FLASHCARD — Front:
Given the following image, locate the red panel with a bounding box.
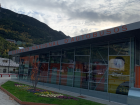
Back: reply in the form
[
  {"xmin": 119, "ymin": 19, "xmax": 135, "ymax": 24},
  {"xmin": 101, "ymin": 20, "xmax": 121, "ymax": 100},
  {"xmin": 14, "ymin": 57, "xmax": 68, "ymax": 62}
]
[
  {"xmin": 135, "ymin": 66, "xmax": 140, "ymax": 88},
  {"xmin": 95, "ymin": 65, "xmax": 106, "ymax": 91}
]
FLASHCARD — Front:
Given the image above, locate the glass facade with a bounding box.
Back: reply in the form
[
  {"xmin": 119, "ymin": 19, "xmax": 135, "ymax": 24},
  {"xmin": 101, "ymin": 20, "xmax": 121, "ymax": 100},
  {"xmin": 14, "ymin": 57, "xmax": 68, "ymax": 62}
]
[
  {"xmin": 108, "ymin": 41, "xmax": 131, "ymax": 95},
  {"xmin": 18, "ymin": 38, "xmax": 135, "ymax": 96},
  {"xmin": 90, "ymin": 45, "xmax": 108, "ymax": 92},
  {"xmin": 19, "ymin": 56, "xmax": 29, "ymax": 80}
]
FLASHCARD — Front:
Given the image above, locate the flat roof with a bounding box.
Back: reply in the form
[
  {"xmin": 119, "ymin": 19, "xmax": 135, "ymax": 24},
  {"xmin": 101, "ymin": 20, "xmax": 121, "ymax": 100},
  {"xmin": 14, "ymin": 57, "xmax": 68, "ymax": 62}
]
[{"xmin": 8, "ymin": 21, "xmax": 140, "ymax": 56}]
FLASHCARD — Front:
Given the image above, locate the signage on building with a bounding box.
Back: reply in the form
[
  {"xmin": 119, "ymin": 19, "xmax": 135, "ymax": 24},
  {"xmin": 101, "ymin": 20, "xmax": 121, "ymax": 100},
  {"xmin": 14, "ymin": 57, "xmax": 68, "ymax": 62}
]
[{"xmin": 8, "ymin": 21, "xmax": 140, "ymax": 55}]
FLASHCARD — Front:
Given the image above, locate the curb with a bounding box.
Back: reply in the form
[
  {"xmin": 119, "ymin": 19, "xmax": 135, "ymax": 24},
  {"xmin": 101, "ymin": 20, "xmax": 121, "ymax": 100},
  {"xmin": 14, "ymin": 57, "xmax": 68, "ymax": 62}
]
[{"xmin": 0, "ymin": 86, "xmax": 57, "ymax": 105}]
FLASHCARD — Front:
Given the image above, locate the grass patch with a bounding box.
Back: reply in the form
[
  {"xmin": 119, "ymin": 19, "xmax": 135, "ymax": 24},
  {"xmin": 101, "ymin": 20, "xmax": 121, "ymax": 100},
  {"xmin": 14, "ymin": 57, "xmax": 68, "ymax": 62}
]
[{"xmin": 1, "ymin": 81, "xmax": 105, "ymax": 105}]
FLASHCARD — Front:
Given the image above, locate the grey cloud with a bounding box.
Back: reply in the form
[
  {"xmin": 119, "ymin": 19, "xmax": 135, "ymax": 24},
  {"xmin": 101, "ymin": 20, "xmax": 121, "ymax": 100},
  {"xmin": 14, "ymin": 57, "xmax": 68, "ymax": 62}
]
[
  {"xmin": 34, "ymin": 0, "xmax": 140, "ymax": 24},
  {"xmin": 1, "ymin": 0, "xmax": 140, "ymax": 26},
  {"xmin": 65, "ymin": 3, "xmax": 140, "ymax": 24},
  {"xmin": 66, "ymin": 9, "xmax": 121, "ymax": 22}
]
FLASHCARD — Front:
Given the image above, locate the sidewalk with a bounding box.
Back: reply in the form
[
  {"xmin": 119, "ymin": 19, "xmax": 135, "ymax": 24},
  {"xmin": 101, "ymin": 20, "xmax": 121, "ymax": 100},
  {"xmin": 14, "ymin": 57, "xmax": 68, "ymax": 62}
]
[
  {"xmin": 10, "ymin": 79, "xmax": 127, "ymax": 105},
  {"xmin": 0, "ymin": 78, "xmax": 20, "ymax": 105}
]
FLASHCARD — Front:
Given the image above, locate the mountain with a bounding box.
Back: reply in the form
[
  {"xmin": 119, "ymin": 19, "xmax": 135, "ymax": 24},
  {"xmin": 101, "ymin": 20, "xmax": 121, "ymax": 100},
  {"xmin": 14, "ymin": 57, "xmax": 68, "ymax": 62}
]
[{"xmin": 0, "ymin": 7, "xmax": 70, "ymax": 45}]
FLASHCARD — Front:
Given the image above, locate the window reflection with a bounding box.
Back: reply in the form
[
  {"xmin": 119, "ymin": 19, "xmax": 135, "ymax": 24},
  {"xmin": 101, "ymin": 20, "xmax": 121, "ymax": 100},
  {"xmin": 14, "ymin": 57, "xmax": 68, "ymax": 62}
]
[
  {"xmin": 89, "ymin": 45, "xmax": 108, "ymax": 91},
  {"xmin": 38, "ymin": 63, "xmax": 48, "ymax": 83},
  {"xmin": 50, "ymin": 56, "xmax": 60, "ymax": 64},
  {"xmin": 90, "ymin": 65, "xmax": 107, "ymax": 85},
  {"xmin": 108, "ymin": 41, "xmax": 130, "ymax": 95},
  {"xmin": 75, "ymin": 47, "xmax": 90, "ymax": 55},
  {"xmin": 20, "ymin": 56, "xmax": 29, "ymax": 73},
  {"xmin": 39, "ymin": 53, "xmax": 49, "ymax": 62},
  {"xmin": 48, "ymin": 56, "xmax": 60, "ymax": 84},
  {"xmin": 50, "ymin": 50, "xmax": 61, "ymax": 56},
  {"xmin": 109, "ymin": 41, "xmax": 130, "ymax": 55},
  {"xmin": 29, "ymin": 55, "xmax": 39, "ymax": 68},
  {"xmin": 62, "ymin": 49, "xmax": 74, "ymax": 63},
  {"xmin": 48, "ymin": 70, "xmax": 59, "ymax": 84},
  {"xmin": 74, "ymin": 72, "xmax": 89, "ymax": 89},
  {"xmin": 19, "ymin": 56, "xmax": 30, "ymax": 80},
  {"xmin": 60, "ymin": 63, "xmax": 74, "ymax": 86},
  {"xmin": 108, "ymin": 75, "xmax": 129, "ymax": 95},
  {"xmin": 17, "ymin": 40, "xmax": 133, "ymax": 96},
  {"xmin": 91, "ymin": 46, "xmax": 108, "ymax": 64},
  {"xmin": 75, "ymin": 56, "xmax": 89, "ymax": 72},
  {"xmin": 91, "ymin": 65, "xmax": 107, "ymax": 79},
  {"xmin": 109, "ymin": 56, "xmax": 130, "ymax": 75}
]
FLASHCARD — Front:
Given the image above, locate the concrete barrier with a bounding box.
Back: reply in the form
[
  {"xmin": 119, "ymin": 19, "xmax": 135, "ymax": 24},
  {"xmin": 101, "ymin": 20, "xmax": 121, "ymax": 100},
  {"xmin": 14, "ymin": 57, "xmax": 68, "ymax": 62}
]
[{"xmin": 0, "ymin": 74, "xmax": 17, "ymax": 78}]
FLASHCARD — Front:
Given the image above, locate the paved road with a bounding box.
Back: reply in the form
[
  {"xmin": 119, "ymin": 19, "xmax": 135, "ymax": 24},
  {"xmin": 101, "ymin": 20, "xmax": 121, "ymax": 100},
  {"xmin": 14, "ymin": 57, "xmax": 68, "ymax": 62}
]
[{"xmin": 0, "ymin": 77, "xmax": 20, "ymax": 105}]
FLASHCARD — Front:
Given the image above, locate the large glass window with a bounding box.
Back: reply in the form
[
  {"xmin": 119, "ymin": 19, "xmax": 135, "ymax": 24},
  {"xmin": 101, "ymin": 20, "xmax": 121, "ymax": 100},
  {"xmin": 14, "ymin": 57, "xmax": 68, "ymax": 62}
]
[
  {"xmin": 17, "ymin": 38, "xmax": 135, "ymax": 97},
  {"xmin": 60, "ymin": 63, "xmax": 74, "ymax": 86},
  {"xmin": 108, "ymin": 40, "xmax": 130, "ymax": 95},
  {"xmin": 91, "ymin": 46, "xmax": 108, "ymax": 64},
  {"xmin": 109, "ymin": 41, "xmax": 130, "ymax": 55},
  {"xmin": 75, "ymin": 56, "xmax": 89, "ymax": 72},
  {"xmin": 38, "ymin": 63, "xmax": 48, "ymax": 83},
  {"xmin": 74, "ymin": 47, "xmax": 90, "ymax": 89},
  {"xmin": 50, "ymin": 50, "xmax": 61, "ymax": 56},
  {"xmin": 48, "ymin": 53, "xmax": 61, "ymax": 84},
  {"xmin": 29, "ymin": 55, "xmax": 39, "ymax": 68},
  {"xmin": 62, "ymin": 49, "xmax": 74, "ymax": 63},
  {"xmin": 29, "ymin": 55, "xmax": 39, "ymax": 82},
  {"xmin": 19, "ymin": 56, "xmax": 30, "ymax": 80},
  {"xmin": 38, "ymin": 53, "xmax": 49, "ymax": 83},
  {"xmin": 60, "ymin": 49, "xmax": 74, "ymax": 86},
  {"xmin": 90, "ymin": 45, "xmax": 108, "ymax": 92},
  {"xmin": 39, "ymin": 53, "xmax": 49, "ymax": 62},
  {"xmin": 75, "ymin": 46, "xmax": 90, "ymax": 55}
]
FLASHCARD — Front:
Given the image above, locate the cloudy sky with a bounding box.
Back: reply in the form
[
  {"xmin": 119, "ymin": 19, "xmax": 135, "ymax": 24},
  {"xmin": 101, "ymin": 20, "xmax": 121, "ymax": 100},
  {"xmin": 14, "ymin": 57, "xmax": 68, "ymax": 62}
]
[{"xmin": 0, "ymin": 0, "xmax": 140, "ymax": 37}]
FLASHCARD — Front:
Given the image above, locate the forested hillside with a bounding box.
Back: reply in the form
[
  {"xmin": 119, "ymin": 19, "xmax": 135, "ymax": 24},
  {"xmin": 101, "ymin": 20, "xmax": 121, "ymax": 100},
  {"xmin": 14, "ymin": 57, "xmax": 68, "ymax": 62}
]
[
  {"xmin": 0, "ymin": 7, "xmax": 70, "ymax": 58},
  {"xmin": 0, "ymin": 36, "xmax": 18, "ymax": 58},
  {"xmin": 0, "ymin": 7, "xmax": 69, "ymax": 45}
]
